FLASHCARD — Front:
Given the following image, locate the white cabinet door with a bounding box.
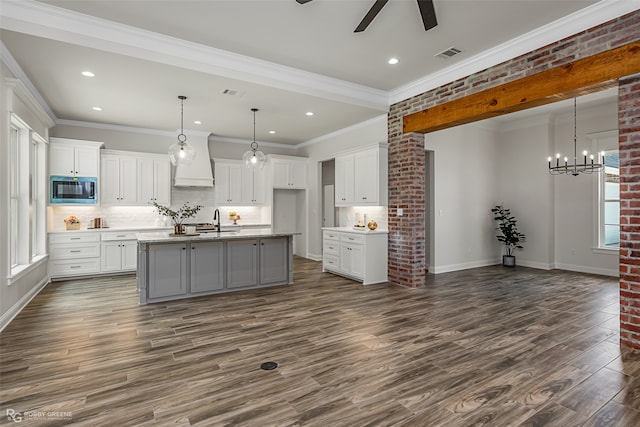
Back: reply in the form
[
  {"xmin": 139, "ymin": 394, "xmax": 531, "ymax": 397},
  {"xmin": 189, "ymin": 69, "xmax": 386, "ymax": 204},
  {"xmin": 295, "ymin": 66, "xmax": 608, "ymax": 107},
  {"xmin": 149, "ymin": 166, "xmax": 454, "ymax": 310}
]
[
  {"xmin": 49, "ymin": 144, "xmax": 76, "ymax": 176},
  {"xmin": 101, "ymin": 241, "xmax": 123, "ymax": 272},
  {"xmin": 335, "ymin": 155, "xmax": 354, "ymax": 205},
  {"xmin": 227, "ymin": 239, "xmax": 258, "ymax": 288},
  {"xmin": 271, "ymin": 159, "xmax": 290, "ymax": 189},
  {"xmin": 241, "ymin": 167, "xmax": 266, "ymax": 205},
  {"xmin": 259, "ymin": 238, "xmax": 288, "ymax": 285},
  {"xmin": 75, "ymin": 146, "xmax": 99, "ymax": 177},
  {"xmin": 215, "ymin": 162, "xmax": 243, "ymax": 204},
  {"xmin": 154, "ymin": 159, "xmax": 171, "ymax": 205},
  {"xmin": 289, "ymin": 160, "xmax": 307, "ymax": 189},
  {"xmin": 148, "ymin": 243, "xmax": 187, "ymax": 299},
  {"xmin": 121, "ymin": 240, "xmax": 138, "ymax": 271},
  {"xmin": 354, "ymin": 148, "xmax": 378, "ymax": 204},
  {"xmin": 101, "ymin": 155, "xmax": 122, "ymax": 204},
  {"xmin": 119, "ymin": 157, "xmax": 138, "ymax": 204},
  {"xmin": 190, "ymin": 241, "xmax": 225, "ymax": 293},
  {"xmin": 137, "ymin": 157, "xmax": 155, "ymax": 205}
]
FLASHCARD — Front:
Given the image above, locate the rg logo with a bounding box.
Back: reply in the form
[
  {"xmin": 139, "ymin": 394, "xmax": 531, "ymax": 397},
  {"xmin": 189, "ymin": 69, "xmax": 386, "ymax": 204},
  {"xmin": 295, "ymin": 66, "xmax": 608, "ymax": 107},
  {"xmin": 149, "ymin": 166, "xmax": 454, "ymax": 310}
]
[{"xmin": 6, "ymin": 409, "xmax": 23, "ymax": 423}]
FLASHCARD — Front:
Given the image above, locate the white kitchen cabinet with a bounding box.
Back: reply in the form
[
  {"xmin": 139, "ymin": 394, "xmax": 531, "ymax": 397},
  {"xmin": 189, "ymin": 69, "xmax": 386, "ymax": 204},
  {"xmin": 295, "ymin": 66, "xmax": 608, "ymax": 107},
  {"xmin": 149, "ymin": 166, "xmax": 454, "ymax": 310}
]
[
  {"xmin": 49, "ymin": 138, "xmax": 103, "ymax": 177},
  {"xmin": 101, "ymin": 232, "xmax": 137, "ymax": 273},
  {"xmin": 334, "ymin": 144, "xmax": 388, "ymax": 206},
  {"xmin": 101, "ymin": 154, "xmax": 137, "ymax": 205},
  {"xmin": 214, "ymin": 161, "xmax": 243, "ymax": 205},
  {"xmin": 227, "ymin": 239, "xmax": 259, "ymax": 288},
  {"xmin": 49, "ymin": 232, "xmax": 101, "ymax": 278},
  {"xmin": 270, "ymin": 156, "xmax": 307, "ymax": 189},
  {"xmin": 137, "ymin": 156, "xmax": 171, "ymax": 205},
  {"xmin": 322, "ymin": 229, "xmax": 388, "ymax": 285},
  {"xmin": 259, "ymin": 237, "xmax": 288, "ymax": 285},
  {"xmin": 242, "ymin": 166, "xmax": 266, "ymax": 205},
  {"xmin": 148, "ymin": 243, "xmax": 188, "ymax": 299},
  {"xmin": 190, "ymin": 241, "xmax": 225, "ymax": 293}
]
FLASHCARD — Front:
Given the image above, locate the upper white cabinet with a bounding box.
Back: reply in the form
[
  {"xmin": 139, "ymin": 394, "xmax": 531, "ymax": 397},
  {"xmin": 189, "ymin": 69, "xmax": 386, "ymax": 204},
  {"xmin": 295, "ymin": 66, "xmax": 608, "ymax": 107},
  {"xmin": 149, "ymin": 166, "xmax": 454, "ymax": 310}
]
[
  {"xmin": 242, "ymin": 166, "xmax": 266, "ymax": 205},
  {"xmin": 102, "ymin": 150, "xmax": 171, "ymax": 206},
  {"xmin": 101, "ymin": 153, "xmax": 137, "ymax": 205},
  {"xmin": 335, "ymin": 144, "xmax": 388, "ymax": 206},
  {"xmin": 137, "ymin": 156, "xmax": 171, "ymax": 205},
  {"xmin": 270, "ymin": 156, "xmax": 307, "ymax": 189},
  {"xmin": 214, "ymin": 160, "xmax": 243, "ymax": 205},
  {"xmin": 49, "ymin": 138, "xmax": 103, "ymax": 177}
]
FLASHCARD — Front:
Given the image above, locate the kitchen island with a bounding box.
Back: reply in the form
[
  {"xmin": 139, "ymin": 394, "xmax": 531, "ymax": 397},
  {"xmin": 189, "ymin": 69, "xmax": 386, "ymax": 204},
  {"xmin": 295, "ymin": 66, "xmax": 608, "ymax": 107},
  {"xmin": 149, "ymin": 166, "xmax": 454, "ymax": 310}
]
[{"xmin": 136, "ymin": 229, "xmax": 298, "ymax": 304}]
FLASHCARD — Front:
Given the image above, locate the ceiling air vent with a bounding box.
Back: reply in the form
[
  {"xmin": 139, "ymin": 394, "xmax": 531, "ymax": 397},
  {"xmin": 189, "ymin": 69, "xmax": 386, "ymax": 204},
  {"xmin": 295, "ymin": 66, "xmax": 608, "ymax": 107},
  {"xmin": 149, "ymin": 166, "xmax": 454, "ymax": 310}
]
[
  {"xmin": 435, "ymin": 47, "xmax": 462, "ymax": 59},
  {"xmin": 221, "ymin": 89, "xmax": 244, "ymax": 97}
]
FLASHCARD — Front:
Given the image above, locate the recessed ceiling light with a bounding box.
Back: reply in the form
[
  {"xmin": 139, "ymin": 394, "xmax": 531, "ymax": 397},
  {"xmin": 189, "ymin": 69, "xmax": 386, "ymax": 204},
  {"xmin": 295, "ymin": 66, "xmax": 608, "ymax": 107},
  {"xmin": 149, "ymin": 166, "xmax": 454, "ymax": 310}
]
[
  {"xmin": 92, "ymin": 106, "xmax": 102, "ymax": 111},
  {"xmin": 82, "ymin": 71, "xmax": 95, "ymax": 77},
  {"xmin": 306, "ymin": 112, "xmax": 314, "ymax": 116},
  {"xmin": 193, "ymin": 120, "xmax": 202, "ymax": 125},
  {"xmin": 269, "ymin": 130, "xmax": 276, "ymax": 134},
  {"xmin": 388, "ymin": 57, "xmax": 399, "ymax": 65}
]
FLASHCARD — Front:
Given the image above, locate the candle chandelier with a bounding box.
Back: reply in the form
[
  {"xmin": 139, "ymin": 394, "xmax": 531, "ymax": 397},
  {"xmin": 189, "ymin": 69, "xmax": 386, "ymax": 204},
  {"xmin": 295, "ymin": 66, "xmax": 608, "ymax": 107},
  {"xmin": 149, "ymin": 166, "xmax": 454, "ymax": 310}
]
[{"xmin": 548, "ymin": 98, "xmax": 603, "ymax": 176}]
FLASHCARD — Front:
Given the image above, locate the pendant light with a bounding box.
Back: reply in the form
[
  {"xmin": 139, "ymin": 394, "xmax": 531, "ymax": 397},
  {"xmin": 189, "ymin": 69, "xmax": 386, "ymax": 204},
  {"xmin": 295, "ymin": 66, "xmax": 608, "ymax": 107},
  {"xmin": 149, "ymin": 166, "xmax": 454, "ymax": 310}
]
[
  {"xmin": 547, "ymin": 98, "xmax": 604, "ymax": 176},
  {"xmin": 168, "ymin": 95, "xmax": 196, "ymax": 166},
  {"xmin": 242, "ymin": 108, "xmax": 266, "ymax": 168}
]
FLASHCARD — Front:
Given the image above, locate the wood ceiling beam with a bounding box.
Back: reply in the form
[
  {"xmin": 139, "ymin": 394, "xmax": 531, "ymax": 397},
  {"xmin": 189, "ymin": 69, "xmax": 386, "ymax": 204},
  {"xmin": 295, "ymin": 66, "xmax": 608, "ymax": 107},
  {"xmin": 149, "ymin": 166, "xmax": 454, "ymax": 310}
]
[{"xmin": 403, "ymin": 41, "xmax": 640, "ymax": 134}]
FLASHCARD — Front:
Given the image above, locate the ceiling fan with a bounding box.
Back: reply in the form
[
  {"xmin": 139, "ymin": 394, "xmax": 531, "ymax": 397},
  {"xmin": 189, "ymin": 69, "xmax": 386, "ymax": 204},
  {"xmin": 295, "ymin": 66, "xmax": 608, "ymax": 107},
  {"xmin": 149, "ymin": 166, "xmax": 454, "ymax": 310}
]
[{"xmin": 296, "ymin": 0, "xmax": 437, "ymax": 33}]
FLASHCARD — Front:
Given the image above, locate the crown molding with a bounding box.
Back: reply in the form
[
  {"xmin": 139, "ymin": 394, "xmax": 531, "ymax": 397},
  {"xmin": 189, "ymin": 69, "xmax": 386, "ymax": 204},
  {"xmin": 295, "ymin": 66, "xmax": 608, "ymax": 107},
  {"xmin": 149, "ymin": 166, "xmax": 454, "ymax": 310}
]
[
  {"xmin": 209, "ymin": 135, "xmax": 297, "ymax": 150},
  {"xmin": 55, "ymin": 118, "xmax": 210, "ymax": 138},
  {"xmin": 297, "ymin": 114, "xmax": 388, "ymax": 148},
  {"xmin": 0, "ymin": 0, "xmax": 388, "ymax": 111},
  {"xmin": 5, "ymin": 78, "xmax": 55, "ymax": 128},
  {"xmin": 389, "ymin": 0, "xmax": 640, "ymax": 105}
]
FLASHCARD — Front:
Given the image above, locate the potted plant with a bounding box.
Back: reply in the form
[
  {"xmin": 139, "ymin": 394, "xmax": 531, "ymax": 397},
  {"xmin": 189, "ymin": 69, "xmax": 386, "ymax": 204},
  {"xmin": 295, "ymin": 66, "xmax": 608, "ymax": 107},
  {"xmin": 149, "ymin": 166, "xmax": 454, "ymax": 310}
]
[
  {"xmin": 491, "ymin": 204, "xmax": 525, "ymax": 267},
  {"xmin": 152, "ymin": 202, "xmax": 203, "ymax": 235}
]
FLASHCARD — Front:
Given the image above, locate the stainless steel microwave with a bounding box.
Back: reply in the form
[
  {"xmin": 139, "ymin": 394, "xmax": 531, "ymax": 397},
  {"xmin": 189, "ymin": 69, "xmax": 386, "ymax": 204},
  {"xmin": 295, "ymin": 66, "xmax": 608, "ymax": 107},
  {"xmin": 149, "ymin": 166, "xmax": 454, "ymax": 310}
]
[{"xmin": 50, "ymin": 176, "xmax": 98, "ymax": 204}]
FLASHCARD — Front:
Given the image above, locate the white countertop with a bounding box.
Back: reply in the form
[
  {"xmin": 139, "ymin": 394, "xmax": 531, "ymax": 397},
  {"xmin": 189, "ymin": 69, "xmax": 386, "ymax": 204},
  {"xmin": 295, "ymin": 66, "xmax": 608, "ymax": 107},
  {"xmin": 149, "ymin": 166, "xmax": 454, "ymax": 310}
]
[
  {"xmin": 48, "ymin": 226, "xmax": 172, "ymax": 234},
  {"xmin": 322, "ymin": 226, "xmax": 388, "ymax": 234},
  {"xmin": 137, "ymin": 228, "xmax": 300, "ymax": 243}
]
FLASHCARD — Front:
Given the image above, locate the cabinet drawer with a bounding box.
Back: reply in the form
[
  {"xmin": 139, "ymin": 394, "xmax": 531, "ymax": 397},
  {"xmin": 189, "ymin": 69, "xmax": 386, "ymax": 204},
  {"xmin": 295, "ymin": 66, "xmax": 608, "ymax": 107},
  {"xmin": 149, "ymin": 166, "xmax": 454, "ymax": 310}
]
[
  {"xmin": 341, "ymin": 233, "xmax": 365, "ymax": 244},
  {"xmin": 49, "ymin": 242, "xmax": 100, "ymax": 259},
  {"xmin": 102, "ymin": 232, "xmax": 137, "ymax": 241},
  {"xmin": 323, "ymin": 254, "xmax": 340, "ymax": 271},
  {"xmin": 50, "ymin": 258, "xmax": 100, "ymax": 276},
  {"xmin": 49, "ymin": 233, "xmax": 100, "ymax": 244},
  {"xmin": 323, "ymin": 231, "xmax": 340, "ymax": 241},
  {"xmin": 323, "ymin": 241, "xmax": 340, "ymax": 256}
]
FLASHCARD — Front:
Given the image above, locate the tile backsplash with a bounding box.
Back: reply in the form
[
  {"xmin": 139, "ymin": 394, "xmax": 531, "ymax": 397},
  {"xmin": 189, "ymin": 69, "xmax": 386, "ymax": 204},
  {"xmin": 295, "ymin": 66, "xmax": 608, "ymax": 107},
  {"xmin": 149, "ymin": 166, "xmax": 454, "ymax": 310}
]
[{"xmin": 337, "ymin": 206, "xmax": 388, "ymax": 230}]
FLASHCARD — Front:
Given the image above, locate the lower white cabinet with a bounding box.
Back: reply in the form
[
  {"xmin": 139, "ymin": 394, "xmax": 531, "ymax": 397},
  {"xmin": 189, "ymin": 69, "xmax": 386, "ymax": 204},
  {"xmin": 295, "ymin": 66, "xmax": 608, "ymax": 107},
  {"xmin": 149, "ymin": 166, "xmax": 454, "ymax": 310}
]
[
  {"xmin": 49, "ymin": 233, "xmax": 101, "ymax": 278},
  {"xmin": 101, "ymin": 241, "xmax": 137, "ymax": 272},
  {"xmin": 190, "ymin": 241, "xmax": 225, "ymax": 293},
  {"xmin": 322, "ymin": 229, "xmax": 388, "ymax": 285}
]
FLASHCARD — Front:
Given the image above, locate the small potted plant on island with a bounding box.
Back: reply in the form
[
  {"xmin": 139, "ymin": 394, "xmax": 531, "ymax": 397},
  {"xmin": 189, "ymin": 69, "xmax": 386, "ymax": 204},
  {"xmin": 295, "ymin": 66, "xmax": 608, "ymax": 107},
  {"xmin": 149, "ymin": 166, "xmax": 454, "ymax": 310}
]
[
  {"xmin": 491, "ymin": 204, "xmax": 525, "ymax": 267},
  {"xmin": 152, "ymin": 202, "xmax": 203, "ymax": 235}
]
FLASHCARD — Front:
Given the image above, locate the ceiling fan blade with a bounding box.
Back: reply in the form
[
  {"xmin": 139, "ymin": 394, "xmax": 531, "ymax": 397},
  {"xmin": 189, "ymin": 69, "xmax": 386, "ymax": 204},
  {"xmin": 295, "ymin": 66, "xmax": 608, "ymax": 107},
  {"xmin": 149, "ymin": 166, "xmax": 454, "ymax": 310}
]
[
  {"xmin": 354, "ymin": 0, "xmax": 389, "ymax": 33},
  {"xmin": 417, "ymin": 0, "xmax": 438, "ymax": 31},
  {"xmin": 296, "ymin": 0, "xmax": 313, "ymax": 4}
]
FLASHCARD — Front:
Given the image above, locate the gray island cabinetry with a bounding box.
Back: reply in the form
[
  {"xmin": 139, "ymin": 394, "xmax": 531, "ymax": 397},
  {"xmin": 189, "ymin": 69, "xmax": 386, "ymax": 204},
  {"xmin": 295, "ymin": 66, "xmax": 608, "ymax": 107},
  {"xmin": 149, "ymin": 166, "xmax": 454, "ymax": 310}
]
[{"xmin": 137, "ymin": 230, "xmax": 295, "ymax": 304}]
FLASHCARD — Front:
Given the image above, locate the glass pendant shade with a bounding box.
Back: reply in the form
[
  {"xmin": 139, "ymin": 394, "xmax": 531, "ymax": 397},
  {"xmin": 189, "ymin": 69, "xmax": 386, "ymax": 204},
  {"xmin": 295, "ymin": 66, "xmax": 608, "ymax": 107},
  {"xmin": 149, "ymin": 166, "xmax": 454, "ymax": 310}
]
[
  {"xmin": 168, "ymin": 141, "xmax": 196, "ymax": 166},
  {"xmin": 243, "ymin": 146, "xmax": 266, "ymax": 168}
]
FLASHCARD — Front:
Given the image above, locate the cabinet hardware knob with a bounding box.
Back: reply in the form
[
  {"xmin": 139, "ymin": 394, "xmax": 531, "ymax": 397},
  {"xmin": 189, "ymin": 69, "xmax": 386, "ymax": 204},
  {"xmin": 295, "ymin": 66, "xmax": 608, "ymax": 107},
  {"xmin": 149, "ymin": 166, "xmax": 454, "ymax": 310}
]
[{"xmin": 182, "ymin": 247, "xmax": 186, "ymax": 250}]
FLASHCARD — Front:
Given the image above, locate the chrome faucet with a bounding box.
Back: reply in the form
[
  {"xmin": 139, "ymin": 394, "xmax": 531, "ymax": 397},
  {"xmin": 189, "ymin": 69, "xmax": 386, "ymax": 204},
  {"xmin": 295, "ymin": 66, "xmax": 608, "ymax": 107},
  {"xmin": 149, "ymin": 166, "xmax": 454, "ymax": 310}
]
[{"xmin": 213, "ymin": 208, "xmax": 221, "ymax": 231}]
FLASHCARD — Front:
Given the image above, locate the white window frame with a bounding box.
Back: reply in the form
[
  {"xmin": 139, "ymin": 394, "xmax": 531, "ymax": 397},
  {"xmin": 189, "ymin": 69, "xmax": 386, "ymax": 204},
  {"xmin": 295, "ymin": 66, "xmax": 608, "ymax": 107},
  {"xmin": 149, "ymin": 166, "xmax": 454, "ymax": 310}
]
[
  {"xmin": 9, "ymin": 114, "xmax": 48, "ymax": 279},
  {"xmin": 589, "ymin": 130, "xmax": 619, "ymax": 254}
]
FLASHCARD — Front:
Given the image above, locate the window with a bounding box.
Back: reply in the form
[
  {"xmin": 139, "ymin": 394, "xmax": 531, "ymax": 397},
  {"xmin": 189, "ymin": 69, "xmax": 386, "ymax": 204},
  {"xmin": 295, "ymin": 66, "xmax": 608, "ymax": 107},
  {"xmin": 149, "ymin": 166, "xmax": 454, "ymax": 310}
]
[
  {"xmin": 9, "ymin": 114, "xmax": 47, "ymax": 277},
  {"xmin": 601, "ymin": 150, "xmax": 619, "ymax": 248}
]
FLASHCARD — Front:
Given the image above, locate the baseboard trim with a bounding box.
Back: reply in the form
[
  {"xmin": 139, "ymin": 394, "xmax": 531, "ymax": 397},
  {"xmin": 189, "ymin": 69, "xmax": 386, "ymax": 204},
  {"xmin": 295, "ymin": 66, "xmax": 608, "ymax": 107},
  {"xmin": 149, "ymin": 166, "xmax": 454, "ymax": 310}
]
[
  {"xmin": 431, "ymin": 258, "xmax": 499, "ymax": 274},
  {"xmin": 554, "ymin": 262, "xmax": 619, "ymax": 278},
  {"xmin": 306, "ymin": 253, "xmax": 322, "ymax": 262},
  {"xmin": 0, "ymin": 276, "xmax": 50, "ymax": 332}
]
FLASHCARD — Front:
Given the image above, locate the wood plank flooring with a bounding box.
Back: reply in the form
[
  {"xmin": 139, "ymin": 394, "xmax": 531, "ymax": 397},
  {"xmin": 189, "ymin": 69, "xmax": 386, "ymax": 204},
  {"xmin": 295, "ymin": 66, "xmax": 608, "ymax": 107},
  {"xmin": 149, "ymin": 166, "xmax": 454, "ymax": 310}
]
[{"xmin": 1, "ymin": 258, "xmax": 640, "ymax": 426}]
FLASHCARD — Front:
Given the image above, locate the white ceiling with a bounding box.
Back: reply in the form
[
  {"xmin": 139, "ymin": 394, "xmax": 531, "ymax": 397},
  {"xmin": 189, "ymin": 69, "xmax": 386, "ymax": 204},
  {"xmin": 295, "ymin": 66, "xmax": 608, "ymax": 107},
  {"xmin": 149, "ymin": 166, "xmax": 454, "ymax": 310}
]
[{"xmin": 0, "ymin": 0, "xmax": 635, "ymax": 146}]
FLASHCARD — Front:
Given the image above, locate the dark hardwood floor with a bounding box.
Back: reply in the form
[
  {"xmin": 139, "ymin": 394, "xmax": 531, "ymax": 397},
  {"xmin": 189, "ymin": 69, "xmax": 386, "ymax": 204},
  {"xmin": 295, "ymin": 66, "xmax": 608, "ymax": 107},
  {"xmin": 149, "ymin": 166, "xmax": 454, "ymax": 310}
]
[{"xmin": 1, "ymin": 258, "xmax": 640, "ymax": 426}]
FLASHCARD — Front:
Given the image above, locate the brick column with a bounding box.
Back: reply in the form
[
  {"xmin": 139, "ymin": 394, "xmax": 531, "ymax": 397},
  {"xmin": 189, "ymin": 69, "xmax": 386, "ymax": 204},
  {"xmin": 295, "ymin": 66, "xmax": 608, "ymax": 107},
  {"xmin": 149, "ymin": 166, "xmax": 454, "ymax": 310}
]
[
  {"xmin": 619, "ymin": 74, "xmax": 640, "ymax": 350},
  {"xmin": 387, "ymin": 132, "xmax": 426, "ymax": 287}
]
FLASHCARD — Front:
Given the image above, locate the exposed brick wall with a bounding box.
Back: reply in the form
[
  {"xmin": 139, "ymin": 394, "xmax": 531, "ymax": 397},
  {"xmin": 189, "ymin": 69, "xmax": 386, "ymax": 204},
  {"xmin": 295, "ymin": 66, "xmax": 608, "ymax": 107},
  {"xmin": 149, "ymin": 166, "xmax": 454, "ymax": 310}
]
[
  {"xmin": 387, "ymin": 9, "xmax": 640, "ymax": 347},
  {"xmin": 619, "ymin": 74, "xmax": 640, "ymax": 350}
]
